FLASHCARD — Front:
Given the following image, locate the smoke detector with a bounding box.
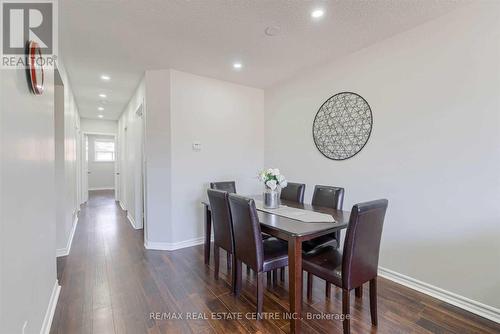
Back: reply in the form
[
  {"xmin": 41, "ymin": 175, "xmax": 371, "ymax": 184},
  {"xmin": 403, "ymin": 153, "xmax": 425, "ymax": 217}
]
[{"xmin": 265, "ymin": 26, "xmax": 281, "ymax": 37}]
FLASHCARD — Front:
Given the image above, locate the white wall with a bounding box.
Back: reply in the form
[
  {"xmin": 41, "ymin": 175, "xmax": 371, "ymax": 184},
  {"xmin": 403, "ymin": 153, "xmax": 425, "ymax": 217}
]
[
  {"xmin": 54, "ymin": 75, "xmax": 66, "ymax": 255},
  {"xmin": 0, "ymin": 68, "xmax": 57, "ymax": 333},
  {"xmin": 118, "ymin": 70, "xmax": 264, "ymax": 247},
  {"xmin": 264, "ymin": 3, "xmax": 500, "ymax": 311},
  {"xmin": 169, "ymin": 70, "xmax": 264, "ymax": 244},
  {"xmin": 118, "ymin": 71, "xmax": 174, "ymax": 242},
  {"xmin": 87, "ymin": 135, "xmax": 115, "ymax": 190},
  {"xmin": 144, "ymin": 71, "xmax": 171, "ymax": 243},
  {"xmin": 80, "ymin": 118, "xmax": 117, "ymax": 134},
  {"xmin": 54, "ymin": 62, "xmax": 81, "ymax": 254}
]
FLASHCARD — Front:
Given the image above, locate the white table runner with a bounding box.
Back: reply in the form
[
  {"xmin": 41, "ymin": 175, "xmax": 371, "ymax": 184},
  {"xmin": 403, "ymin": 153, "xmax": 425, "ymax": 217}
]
[{"xmin": 254, "ymin": 200, "xmax": 335, "ymax": 223}]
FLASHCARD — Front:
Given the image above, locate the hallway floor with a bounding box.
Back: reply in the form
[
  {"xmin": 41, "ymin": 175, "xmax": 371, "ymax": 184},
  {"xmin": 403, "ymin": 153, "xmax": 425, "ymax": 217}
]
[{"xmin": 50, "ymin": 190, "xmax": 500, "ymax": 334}]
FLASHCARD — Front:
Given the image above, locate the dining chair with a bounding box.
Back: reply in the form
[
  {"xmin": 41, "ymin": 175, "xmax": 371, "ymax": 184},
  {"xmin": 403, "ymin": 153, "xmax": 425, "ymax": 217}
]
[
  {"xmin": 280, "ymin": 182, "xmax": 306, "ymax": 204},
  {"xmin": 210, "ymin": 180, "xmax": 273, "ymax": 276},
  {"xmin": 303, "ymin": 185, "xmax": 345, "ymax": 253},
  {"xmin": 275, "ymin": 182, "xmax": 306, "ymax": 282},
  {"xmin": 304, "ymin": 185, "xmax": 346, "ymax": 295},
  {"xmin": 210, "ymin": 181, "xmax": 236, "ymax": 193},
  {"xmin": 303, "ymin": 199, "xmax": 388, "ymax": 334},
  {"xmin": 228, "ymin": 193, "xmax": 289, "ymax": 315},
  {"xmin": 207, "ymin": 189, "xmax": 235, "ymax": 286}
]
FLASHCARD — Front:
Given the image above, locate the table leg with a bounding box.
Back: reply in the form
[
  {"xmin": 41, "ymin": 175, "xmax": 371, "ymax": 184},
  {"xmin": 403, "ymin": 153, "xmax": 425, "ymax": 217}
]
[
  {"xmin": 204, "ymin": 205, "xmax": 212, "ymax": 265},
  {"xmin": 288, "ymin": 237, "xmax": 302, "ymax": 334}
]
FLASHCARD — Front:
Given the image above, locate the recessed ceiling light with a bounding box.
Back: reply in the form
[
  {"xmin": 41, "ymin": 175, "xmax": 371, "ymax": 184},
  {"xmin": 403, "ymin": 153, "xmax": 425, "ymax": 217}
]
[
  {"xmin": 233, "ymin": 62, "xmax": 243, "ymax": 70},
  {"xmin": 98, "ymin": 115, "xmax": 104, "ymax": 118},
  {"xmin": 99, "ymin": 93, "xmax": 107, "ymax": 98},
  {"xmin": 311, "ymin": 9, "xmax": 325, "ymax": 19},
  {"xmin": 98, "ymin": 107, "xmax": 104, "ymax": 111},
  {"xmin": 100, "ymin": 74, "xmax": 111, "ymax": 81}
]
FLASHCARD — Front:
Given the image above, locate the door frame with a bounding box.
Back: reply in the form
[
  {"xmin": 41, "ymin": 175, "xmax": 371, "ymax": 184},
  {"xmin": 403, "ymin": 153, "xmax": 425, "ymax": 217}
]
[
  {"xmin": 136, "ymin": 104, "xmax": 147, "ymax": 233},
  {"xmin": 80, "ymin": 131, "xmax": 118, "ymax": 202}
]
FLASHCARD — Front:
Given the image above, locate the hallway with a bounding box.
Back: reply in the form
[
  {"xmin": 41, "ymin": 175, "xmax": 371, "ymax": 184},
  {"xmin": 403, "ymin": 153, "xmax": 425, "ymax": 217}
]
[{"xmin": 51, "ymin": 190, "xmax": 150, "ymax": 333}]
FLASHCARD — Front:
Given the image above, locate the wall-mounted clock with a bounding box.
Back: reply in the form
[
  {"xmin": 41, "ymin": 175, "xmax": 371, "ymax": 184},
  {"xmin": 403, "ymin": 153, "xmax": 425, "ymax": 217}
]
[{"xmin": 27, "ymin": 40, "xmax": 44, "ymax": 95}]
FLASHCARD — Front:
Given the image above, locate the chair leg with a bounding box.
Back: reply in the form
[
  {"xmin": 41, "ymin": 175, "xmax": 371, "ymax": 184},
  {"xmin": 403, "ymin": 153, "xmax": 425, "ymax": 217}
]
[
  {"xmin": 247, "ymin": 265, "xmax": 251, "ymax": 276},
  {"xmin": 342, "ymin": 289, "xmax": 350, "ymax": 334},
  {"xmin": 334, "ymin": 231, "xmax": 341, "ymax": 249},
  {"xmin": 307, "ymin": 272, "xmax": 313, "ymax": 300},
  {"xmin": 280, "ymin": 267, "xmax": 285, "ymax": 282},
  {"xmin": 214, "ymin": 246, "xmax": 220, "ymax": 280},
  {"xmin": 267, "ymin": 271, "xmax": 272, "ymax": 285},
  {"xmin": 257, "ymin": 272, "xmax": 264, "ymax": 317},
  {"xmin": 272, "ymin": 269, "xmax": 278, "ymax": 286},
  {"xmin": 226, "ymin": 252, "xmax": 231, "ymax": 271},
  {"xmin": 325, "ymin": 281, "xmax": 331, "ymax": 299},
  {"xmin": 355, "ymin": 286, "xmax": 363, "ymax": 298},
  {"xmin": 234, "ymin": 259, "xmax": 242, "ymax": 296},
  {"xmin": 370, "ymin": 278, "xmax": 378, "ymax": 326}
]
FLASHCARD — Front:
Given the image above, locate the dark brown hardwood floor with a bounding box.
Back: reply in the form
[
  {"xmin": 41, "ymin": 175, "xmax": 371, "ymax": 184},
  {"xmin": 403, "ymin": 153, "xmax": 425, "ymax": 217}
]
[{"xmin": 50, "ymin": 190, "xmax": 500, "ymax": 334}]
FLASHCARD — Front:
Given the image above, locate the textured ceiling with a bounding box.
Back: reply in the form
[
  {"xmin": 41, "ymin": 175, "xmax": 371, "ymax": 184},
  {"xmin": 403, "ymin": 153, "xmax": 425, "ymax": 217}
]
[{"xmin": 59, "ymin": 0, "xmax": 467, "ymax": 120}]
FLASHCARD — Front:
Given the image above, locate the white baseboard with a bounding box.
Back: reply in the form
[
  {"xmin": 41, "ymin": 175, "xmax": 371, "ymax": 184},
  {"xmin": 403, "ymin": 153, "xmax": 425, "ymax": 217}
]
[
  {"xmin": 56, "ymin": 215, "xmax": 78, "ymax": 257},
  {"xmin": 144, "ymin": 236, "xmax": 207, "ymax": 251},
  {"xmin": 127, "ymin": 212, "xmax": 141, "ymax": 230},
  {"xmin": 118, "ymin": 201, "xmax": 126, "ymax": 211},
  {"xmin": 379, "ymin": 267, "xmax": 500, "ymax": 324},
  {"xmin": 40, "ymin": 280, "xmax": 61, "ymax": 334},
  {"xmin": 89, "ymin": 187, "xmax": 115, "ymax": 191}
]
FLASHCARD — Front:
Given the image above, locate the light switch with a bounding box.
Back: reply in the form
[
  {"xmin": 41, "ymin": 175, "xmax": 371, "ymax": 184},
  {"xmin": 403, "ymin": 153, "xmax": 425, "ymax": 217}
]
[{"xmin": 192, "ymin": 141, "xmax": 202, "ymax": 151}]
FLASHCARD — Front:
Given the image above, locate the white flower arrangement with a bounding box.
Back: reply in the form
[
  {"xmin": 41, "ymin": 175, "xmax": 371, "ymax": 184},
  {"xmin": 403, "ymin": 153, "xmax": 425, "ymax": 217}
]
[{"xmin": 259, "ymin": 168, "xmax": 288, "ymax": 191}]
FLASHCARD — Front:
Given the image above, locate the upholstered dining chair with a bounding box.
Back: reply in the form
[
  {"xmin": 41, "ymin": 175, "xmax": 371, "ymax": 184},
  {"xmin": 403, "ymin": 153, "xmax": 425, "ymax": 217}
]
[
  {"xmin": 228, "ymin": 193, "xmax": 289, "ymax": 315},
  {"xmin": 275, "ymin": 182, "xmax": 306, "ymax": 282},
  {"xmin": 280, "ymin": 182, "xmax": 306, "ymax": 204},
  {"xmin": 304, "ymin": 185, "xmax": 346, "ymax": 295},
  {"xmin": 303, "ymin": 199, "xmax": 388, "ymax": 334},
  {"xmin": 210, "ymin": 181, "xmax": 236, "ymax": 193},
  {"xmin": 207, "ymin": 189, "xmax": 235, "ymax": 286},
  {"xmin": 303, "ymin": 185, "xmax": 345, "ymax": 253}
]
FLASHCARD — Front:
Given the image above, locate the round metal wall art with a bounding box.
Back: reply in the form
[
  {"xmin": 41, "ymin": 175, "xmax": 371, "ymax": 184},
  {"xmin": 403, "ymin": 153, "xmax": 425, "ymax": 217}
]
[{"xmin": 312, "ymin": 92, "xmax": 373, "ymax": 160}]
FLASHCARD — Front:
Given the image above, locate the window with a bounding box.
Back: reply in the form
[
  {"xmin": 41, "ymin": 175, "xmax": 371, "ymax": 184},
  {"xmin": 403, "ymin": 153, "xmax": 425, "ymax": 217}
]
[{"xmin": 94, "ymin": 140, "xmax": 115, "ymax": 162}]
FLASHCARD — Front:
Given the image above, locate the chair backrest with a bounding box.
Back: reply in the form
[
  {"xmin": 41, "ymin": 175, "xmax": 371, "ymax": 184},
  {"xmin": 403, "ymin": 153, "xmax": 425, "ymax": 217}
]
[
  {"xmin": 207, "ymin": 189, "xmax": 234, "ymax": 252},
  {"xmin": 342, "ymin": 199, "xmax": 388, "ymax": 290},
  {"xmin": 312, "ymin": 185, "xmax": 344, "ymax": 210},
  {"xmin": 227, "ymin": 194, "xmax": 264, "ymax": 272},
  {"xmin": 210, "ymin": 181, "xmax": 236, "ymax": 193},
  {"xmin": 280, "ymin": 182, "xmax": 306, "ymax": 204}
]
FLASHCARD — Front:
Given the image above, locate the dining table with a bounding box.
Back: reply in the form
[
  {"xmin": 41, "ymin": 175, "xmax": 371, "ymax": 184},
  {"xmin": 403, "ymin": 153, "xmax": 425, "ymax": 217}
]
[{"xmin": 201, "ymin": 196, "xmax": 350, "ymax": 334}]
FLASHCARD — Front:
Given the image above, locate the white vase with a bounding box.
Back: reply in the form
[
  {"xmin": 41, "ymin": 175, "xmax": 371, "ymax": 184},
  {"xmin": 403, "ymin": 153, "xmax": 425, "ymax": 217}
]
[{"xmin": 263, "ymin": 188, "xmax": 280, "ymax": 209}]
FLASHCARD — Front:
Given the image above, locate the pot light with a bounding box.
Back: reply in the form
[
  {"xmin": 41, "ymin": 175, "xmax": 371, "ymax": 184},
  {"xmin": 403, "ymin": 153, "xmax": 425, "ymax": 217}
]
[
  {"xmin": 98, "ymin": 107, "xmax": 104, "ymax": 111},
  {"xmin": 99, "ymin": 93, "xmax": 107, "ymax": 98},
  {"xmin": 311, "ymin": 9, "xmax": 324, "ymax": 19},
  {"xmin": 98, "ymin": 115, "xmax": 104, "ymax": 118},
  {"xmin": 233, "ymin": 62, "xmax": 243, "ymax": 70},
  {"xmin": 100, "ymin": 74, "xmax": 111, "ymax": 81}
]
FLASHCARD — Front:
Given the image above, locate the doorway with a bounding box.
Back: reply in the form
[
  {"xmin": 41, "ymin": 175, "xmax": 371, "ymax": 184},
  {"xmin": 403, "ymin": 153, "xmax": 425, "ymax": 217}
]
[
  {"xmin": 81, "ymin": 132, "xmax": 117, "ymax": 202},
  {"xmin": 116, "ymin": 104, "xmax": 146, "ymax": 232}
]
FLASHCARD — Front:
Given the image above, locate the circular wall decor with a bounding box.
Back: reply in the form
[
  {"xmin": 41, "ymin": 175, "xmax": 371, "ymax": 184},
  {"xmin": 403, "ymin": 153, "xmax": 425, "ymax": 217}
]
[
  {"xmin": 312, "ymin": 92, "xmax": 372, "ymax": 160},
  {"xmin": 27, "ymin": 40, "xmax": 44, "ymax": 95}
]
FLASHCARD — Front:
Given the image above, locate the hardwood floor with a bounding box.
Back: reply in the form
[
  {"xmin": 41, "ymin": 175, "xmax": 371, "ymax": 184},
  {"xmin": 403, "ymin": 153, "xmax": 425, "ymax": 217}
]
[{"xmin": 50, "ymin": 190, "xmax": 500, "ymax": 334}]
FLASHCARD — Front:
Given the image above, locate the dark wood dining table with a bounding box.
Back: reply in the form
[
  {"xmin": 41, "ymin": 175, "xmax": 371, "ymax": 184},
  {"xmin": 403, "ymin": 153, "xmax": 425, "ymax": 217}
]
[{"xmin": 201, "ymin": 196, "xmax": 350, "ymax": 334}]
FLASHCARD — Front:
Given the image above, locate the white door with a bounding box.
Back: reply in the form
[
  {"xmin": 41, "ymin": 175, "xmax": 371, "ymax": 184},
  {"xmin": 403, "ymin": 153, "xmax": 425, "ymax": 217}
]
[
  {"xmin": 134, "ymin": 105, "xmax": 145, "ymax": 229},
  {"xmin": 114, "ymin": 136, "xmax": 119, "ymax": 201},
  {"xmin": 83, "ymin": 134, "xmax": 89, "ymax": 202}
]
